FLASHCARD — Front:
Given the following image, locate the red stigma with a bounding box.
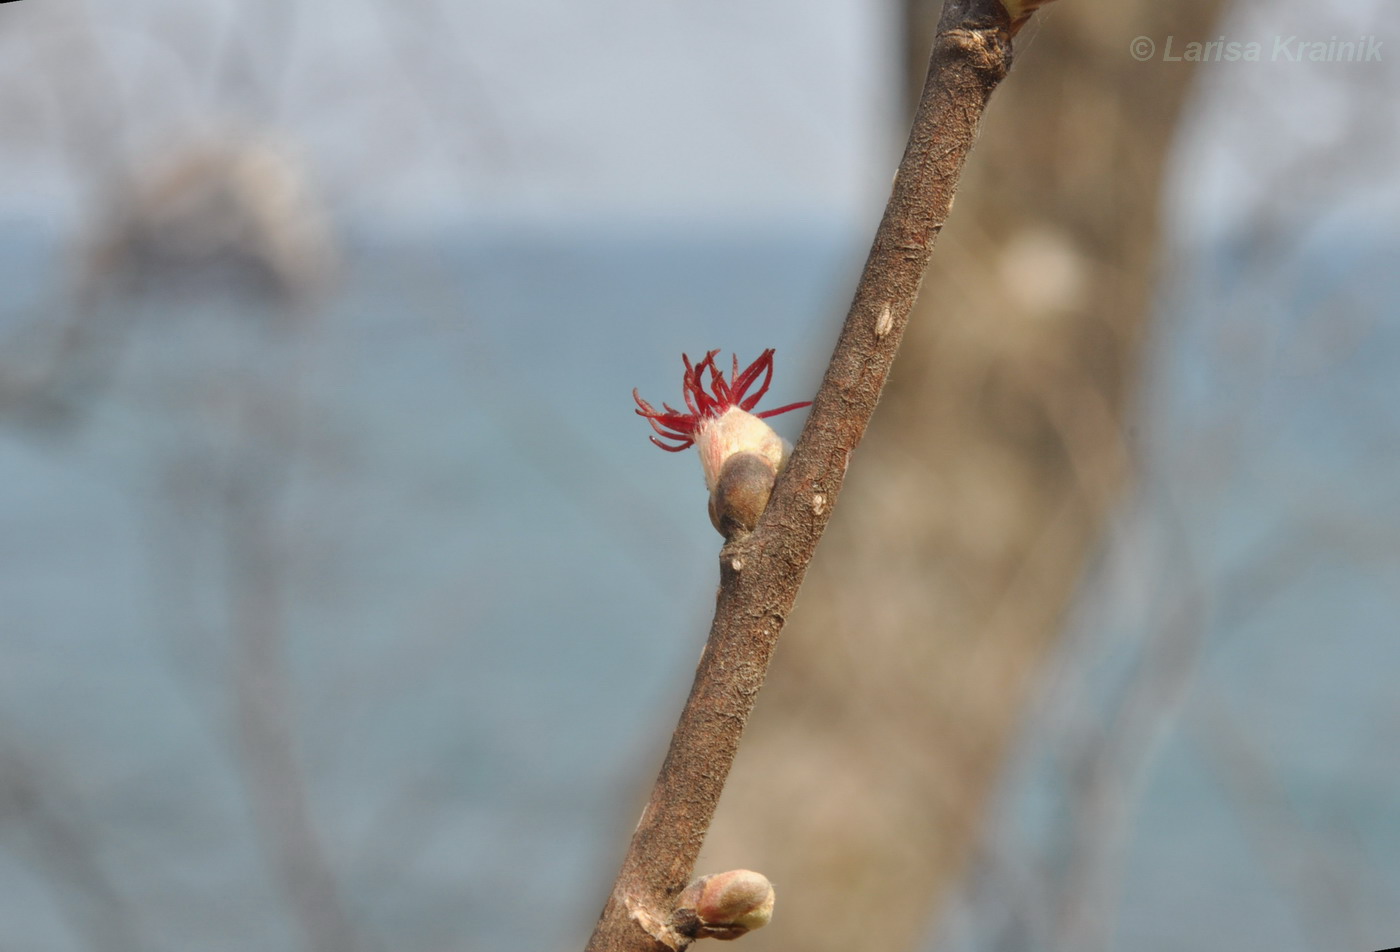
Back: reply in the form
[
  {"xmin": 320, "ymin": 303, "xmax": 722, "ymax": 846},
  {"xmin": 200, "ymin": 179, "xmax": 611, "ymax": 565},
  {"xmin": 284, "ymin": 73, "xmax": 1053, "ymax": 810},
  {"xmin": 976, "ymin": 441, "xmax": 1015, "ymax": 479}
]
[{"xmin": 633, "ymin": 349, "xmax": 812, "ymax": 452}]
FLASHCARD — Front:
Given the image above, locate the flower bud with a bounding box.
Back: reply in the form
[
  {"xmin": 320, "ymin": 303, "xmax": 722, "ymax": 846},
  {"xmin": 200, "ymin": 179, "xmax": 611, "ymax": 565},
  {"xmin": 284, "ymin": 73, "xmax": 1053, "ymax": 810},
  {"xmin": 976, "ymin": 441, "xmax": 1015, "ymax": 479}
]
[
  {"xmin": 698, "ymin": 407, "xmax": 792, "ymax": 536},
  {"xmin": 694, "ymin": 407, "xmax": 790, "ymax": 493},
  {"xmin": 633, "ymin": 350, "xmax": 810, "ymax": 535},
  {"xmin": 708, "ymin": 451, "xmax": 777, "ymax": 537},
  {"xmin": 676, "ymin": 869, "xmax": 775, "ymax": 940}
]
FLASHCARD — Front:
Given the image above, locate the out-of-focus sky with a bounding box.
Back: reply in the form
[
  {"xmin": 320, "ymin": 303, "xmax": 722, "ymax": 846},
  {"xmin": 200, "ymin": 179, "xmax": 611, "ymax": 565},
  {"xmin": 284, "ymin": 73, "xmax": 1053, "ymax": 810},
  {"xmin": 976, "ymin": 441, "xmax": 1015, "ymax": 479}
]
[
  {"xmin": 0, "ymin": 0, "xmax": 898, "ymax": 230},
  {"xmin": 1168, "ymin": 0, "xmax": 1400, "ymax": 247}
]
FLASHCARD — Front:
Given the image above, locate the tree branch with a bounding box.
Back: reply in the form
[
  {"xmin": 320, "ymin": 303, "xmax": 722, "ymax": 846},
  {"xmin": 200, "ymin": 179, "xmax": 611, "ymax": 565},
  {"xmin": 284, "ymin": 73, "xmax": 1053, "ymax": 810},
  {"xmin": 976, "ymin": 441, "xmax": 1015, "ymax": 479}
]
[{"xmin": 587, "ymin": 2, "xmax": 1030, "ymax": 948}]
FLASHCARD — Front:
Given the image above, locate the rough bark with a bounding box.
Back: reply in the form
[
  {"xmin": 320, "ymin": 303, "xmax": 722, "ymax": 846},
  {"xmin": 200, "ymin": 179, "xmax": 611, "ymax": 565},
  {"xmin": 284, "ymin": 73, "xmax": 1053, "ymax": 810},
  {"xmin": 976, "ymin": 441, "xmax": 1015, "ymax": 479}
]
[
  {"xmin": 585, "ymin": 2, "xmax": 1024, "ymax": 949},
  {"xmin": 701, "ymin": 2, "xmax": 1228, "ymax": 951}
]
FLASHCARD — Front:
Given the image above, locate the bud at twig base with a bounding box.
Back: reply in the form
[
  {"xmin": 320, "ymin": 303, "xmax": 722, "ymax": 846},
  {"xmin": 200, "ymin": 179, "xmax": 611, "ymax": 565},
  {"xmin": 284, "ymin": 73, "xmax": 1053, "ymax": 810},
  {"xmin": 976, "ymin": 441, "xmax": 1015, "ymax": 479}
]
[
  {"xmin": 674, "ymin": 868, "xmax": 775, "ymax": 941},
  {"xmin": 698, "ymin": 408, "xmax": 791, "ymax": 537}
]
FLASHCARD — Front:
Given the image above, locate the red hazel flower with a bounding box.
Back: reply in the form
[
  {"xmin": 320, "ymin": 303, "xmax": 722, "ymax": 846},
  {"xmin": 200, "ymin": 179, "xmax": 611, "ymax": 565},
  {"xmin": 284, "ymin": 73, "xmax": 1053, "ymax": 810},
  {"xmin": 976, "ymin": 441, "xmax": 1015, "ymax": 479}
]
[
  {"xmin": 632, "ymin": 349, "xmax": 810, "ymax": 454},
  {"xmin": 634, "ymin": 350, "xmax": 811, "ymax": 535}
]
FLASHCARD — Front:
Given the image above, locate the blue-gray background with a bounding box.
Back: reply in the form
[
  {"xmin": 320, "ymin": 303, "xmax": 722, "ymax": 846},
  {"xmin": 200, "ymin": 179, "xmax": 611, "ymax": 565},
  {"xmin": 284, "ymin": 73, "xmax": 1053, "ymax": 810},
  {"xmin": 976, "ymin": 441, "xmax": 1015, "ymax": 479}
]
[{"xmin": 1, "ymin": 0, "xmax": 1397, "ymax": 950}]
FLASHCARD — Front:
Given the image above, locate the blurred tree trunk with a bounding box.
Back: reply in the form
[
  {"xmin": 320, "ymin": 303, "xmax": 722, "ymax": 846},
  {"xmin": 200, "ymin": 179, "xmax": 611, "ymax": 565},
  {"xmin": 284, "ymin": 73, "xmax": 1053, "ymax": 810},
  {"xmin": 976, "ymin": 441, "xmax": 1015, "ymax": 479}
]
[{"xmin": 700, "ymin": 2, "xmax": 1225, "ymax": 950}]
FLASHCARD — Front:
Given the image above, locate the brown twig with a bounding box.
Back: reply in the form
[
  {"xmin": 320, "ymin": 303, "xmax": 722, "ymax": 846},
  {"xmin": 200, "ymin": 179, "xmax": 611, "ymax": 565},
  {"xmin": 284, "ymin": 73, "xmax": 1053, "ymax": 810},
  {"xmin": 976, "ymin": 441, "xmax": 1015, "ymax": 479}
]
[{"xmin": 586, "ymin": 2, "xmax": 1028, "ymax": 949}]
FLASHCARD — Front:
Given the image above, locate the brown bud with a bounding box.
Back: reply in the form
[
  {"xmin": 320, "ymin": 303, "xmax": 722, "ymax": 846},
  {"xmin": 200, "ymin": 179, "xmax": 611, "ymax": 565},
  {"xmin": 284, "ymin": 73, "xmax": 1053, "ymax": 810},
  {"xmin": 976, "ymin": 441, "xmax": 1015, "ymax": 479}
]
[
  {"xmin": 708, "ymin": 452, "xmax": 776, "ymax": 537},
  {"xmin": 676, "ymin": 869, "xmax": 775, "ymax": 940}
]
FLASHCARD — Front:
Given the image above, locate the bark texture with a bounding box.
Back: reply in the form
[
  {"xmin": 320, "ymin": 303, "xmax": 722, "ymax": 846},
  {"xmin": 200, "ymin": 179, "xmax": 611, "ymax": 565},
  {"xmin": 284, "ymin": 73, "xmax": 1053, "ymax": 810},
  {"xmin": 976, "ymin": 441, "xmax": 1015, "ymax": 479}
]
[
  {"xmin": 585, "ymin": 2, "xmax": 1023, "ymax": 949},
  {"xmin": 699, "ymin": 2, "xmax": 1227, "ymax": 951}
]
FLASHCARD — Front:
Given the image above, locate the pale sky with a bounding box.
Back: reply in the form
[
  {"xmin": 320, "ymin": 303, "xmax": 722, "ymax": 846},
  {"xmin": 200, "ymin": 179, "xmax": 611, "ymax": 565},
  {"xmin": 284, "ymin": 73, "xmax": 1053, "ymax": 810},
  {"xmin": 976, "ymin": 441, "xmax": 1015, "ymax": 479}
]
[
  {"xmin": 1166, "ymin": 0, "xmax": 1400, "ymax": 248},
  {"xmin": 0, "ymin": 0, "xmax": 901, "ymax": 230},
  {"xmin": 5, "ymin": 0, "xmax": 1394, "ymax": 237}
]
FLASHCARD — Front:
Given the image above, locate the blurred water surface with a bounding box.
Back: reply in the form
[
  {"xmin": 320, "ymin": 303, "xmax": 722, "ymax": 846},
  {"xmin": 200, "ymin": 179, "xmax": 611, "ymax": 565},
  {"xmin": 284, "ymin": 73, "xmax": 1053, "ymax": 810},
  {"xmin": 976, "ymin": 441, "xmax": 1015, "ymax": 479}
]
[
  {"xmin": 0, "ymin": 222, "xmax": 858, "ymax": 951},
  {"xmin": 1, "ymin": 217, "xmax": 1398, "ymax": 951}
]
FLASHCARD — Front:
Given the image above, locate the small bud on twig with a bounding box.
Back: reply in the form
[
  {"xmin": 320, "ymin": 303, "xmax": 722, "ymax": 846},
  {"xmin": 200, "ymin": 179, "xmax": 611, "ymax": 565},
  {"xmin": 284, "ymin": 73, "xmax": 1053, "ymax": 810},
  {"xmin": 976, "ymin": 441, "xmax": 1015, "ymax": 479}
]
[{"xmin": 674, "ymin": 869, "xmax": 775, "ymax": 941}]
